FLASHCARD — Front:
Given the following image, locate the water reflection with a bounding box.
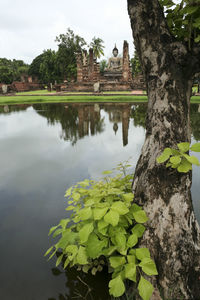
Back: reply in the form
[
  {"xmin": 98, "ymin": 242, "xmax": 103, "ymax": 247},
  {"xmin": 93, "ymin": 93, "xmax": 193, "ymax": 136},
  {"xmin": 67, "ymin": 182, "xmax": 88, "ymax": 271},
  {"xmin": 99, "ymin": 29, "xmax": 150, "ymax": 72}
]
[
  {"xmin": 0, "ymin": 102, "xmax": 199, "ymax": 300},
  {"xmin": 48, "ymin": 264, "xmax": 111, "ymax": 300},
  {"xmin": 1, "ymin": 103, "xmax": 200, "ymax": 145}
]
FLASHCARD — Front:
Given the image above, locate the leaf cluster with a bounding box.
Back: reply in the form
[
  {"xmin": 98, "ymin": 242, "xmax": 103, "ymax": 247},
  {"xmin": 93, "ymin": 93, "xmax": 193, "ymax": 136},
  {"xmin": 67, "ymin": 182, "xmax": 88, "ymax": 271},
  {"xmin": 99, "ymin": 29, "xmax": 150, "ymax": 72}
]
[
  {"xmin": 157, "ymin": 142, "xmax": 200, "ymax": 172},
  {"xmin": 160, "ymin": 0, "xmax": 200, "ymax": 47},
  {"xmin": 45, "ymin": 162, "xmax": 157, "ymax": 300}
]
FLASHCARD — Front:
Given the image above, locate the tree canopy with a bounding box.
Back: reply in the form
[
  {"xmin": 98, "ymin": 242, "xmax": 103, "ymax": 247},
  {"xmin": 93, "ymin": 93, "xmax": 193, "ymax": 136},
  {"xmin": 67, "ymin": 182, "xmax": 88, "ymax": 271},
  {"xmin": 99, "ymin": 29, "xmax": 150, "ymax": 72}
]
[{"xmin": 0, "ymin": 58, "xmax": 29, "ymax": 84}]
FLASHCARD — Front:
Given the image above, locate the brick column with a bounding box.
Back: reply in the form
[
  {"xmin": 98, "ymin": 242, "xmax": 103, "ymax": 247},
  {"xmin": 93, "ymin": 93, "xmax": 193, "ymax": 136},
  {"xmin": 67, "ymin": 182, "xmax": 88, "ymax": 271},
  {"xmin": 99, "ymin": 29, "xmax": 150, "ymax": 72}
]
[
  {"xmin": 76, "ymin": 52, "xmax": 83, "ymax": 82},
  {"xmin": 122, "ymin": 41, "xmax": 131, "ymax": 82}
]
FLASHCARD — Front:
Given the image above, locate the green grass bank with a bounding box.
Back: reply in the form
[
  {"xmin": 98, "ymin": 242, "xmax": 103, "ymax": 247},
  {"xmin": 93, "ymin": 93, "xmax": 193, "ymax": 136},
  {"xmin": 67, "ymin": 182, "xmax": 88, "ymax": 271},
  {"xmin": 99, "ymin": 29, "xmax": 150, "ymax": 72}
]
[{"xmin": 0, "ymin": 93, "xmax": 200, "ymax": 105}]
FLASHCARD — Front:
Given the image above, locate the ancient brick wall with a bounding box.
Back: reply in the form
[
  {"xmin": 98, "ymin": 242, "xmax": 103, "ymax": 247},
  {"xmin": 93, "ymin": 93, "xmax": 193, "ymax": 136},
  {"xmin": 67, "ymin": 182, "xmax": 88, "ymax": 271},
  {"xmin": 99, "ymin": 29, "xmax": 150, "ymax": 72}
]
[{"xmin": 12, "ymin": 82, "xmax": 44, "ymax": 92}]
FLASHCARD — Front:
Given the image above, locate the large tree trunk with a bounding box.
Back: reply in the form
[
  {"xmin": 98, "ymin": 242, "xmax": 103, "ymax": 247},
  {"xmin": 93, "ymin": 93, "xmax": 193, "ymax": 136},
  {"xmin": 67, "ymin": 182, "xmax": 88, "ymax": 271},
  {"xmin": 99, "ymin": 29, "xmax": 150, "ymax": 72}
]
[{"xmin": 128, "ymin": 1, "xmax": 200, "ymax": 299}]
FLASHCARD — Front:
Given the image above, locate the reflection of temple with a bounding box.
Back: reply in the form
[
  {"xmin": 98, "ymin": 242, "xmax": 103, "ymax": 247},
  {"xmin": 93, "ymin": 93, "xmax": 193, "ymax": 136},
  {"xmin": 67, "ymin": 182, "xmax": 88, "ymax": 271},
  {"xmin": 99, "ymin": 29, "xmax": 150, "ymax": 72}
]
[
  {"xmin": 75, "ymin": 104, "xmax": 102, "ymax": 138},
  {"xmin": 105, "ymin": 104, "xmax": 131, "ymax": 146},
  {"xmin": 60, "ymin": 41, "xmax": 134, "ymax": 92},
  {"xmin": 32, "ymin": 103, "xmax": 132, "ymax": 146}
]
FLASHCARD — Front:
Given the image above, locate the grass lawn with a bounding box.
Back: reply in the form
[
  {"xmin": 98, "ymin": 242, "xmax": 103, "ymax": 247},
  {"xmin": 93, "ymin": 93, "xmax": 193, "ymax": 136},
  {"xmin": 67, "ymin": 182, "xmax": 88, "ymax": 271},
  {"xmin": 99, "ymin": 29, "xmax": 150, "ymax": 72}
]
[
  {"xmin": 0, "ymin": 93, "xmax": 200, "ymax": 105},
  {"xmin": 0, "ymin": 94, "xmax": 148, "ymax": 105},
  {"xmin": 16, "ymin": 90, "xmax": 94, "ymax": 95}
]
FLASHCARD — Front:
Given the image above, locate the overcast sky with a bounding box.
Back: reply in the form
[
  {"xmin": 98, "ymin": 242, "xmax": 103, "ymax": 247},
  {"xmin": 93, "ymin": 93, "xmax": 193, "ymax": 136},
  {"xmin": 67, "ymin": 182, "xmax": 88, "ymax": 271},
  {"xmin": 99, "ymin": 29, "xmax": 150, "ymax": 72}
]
[{"xmin": 0, "ymin": 0, "xmax": 134, "ymax": 64}]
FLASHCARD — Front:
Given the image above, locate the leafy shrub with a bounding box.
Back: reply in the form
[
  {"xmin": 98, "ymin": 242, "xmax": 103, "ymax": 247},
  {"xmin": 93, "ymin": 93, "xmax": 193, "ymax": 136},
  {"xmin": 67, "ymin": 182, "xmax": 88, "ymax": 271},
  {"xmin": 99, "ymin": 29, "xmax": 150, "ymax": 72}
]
[
  {"xmin": 45, "ymin": 162, "xmax": 157, "ymax": 300},
  {"xmin": 157, "ymin": 142, "xmax": 200, "ymax": 172}
]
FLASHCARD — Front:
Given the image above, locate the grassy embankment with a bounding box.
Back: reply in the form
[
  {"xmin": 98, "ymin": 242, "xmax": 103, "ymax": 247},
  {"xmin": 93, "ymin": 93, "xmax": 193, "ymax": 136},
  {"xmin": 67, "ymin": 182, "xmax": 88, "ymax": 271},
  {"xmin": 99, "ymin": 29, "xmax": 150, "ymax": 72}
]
[{"xmin": 0, "ymin": 90, "xmax": 199, "ymax": 105}]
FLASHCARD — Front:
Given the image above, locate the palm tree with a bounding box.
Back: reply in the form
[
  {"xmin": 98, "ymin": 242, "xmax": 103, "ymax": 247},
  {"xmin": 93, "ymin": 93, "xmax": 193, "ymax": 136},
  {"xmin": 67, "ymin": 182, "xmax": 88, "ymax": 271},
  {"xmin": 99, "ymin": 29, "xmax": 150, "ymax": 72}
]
[{"xmin": 90, "ymin": 37, "xmax": 105, "ymax": 59}]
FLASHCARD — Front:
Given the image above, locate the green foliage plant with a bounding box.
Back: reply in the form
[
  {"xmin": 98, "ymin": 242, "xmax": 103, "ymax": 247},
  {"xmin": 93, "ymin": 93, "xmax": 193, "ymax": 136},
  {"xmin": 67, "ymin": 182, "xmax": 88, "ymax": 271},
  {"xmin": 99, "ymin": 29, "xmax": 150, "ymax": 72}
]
[
  {"xmin": 159, "ymin": 0, "xmax": 200, "ymax": 48},
  {"xmin": 45, "ymin": 162, "xmax": 158, "ymax": 300},
  {"xmin": 157, "ymin": 142, "xmax": 200, "ymax": 172}
]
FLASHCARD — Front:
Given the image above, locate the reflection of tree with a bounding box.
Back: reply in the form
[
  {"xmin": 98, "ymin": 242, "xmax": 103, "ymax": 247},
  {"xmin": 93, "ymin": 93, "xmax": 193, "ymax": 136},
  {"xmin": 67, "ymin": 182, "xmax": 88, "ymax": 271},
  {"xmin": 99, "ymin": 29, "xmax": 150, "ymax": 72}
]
[
  {"xmin": 0, "ymin": 104, "xmax": 30, "ymax": 115},
  {"xmin": 48, "ymin": 265, "xmax": 111, "ymax": 300},
  {"xmin": 131, "ymin": 104, "xmax": 147, "ymax": 128},
  {"xmin": 191, "ymin": 104, "xmax": 200, "ymax": 141},
  {"xmin": 33, "ymin": 104, "xmax": 105, "ymax": 146},
  {"xmin": 131, "ymin": 103, "xmax": 200, "ymax": 142}
]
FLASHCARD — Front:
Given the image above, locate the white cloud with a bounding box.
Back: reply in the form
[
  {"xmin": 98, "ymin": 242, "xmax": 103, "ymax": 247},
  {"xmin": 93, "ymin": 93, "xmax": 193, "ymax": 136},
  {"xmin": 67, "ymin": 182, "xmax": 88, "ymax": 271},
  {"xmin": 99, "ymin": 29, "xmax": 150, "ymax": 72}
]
[{"xmin": 0, "ymin": 0, "xmax": 134, "ymax": 63}]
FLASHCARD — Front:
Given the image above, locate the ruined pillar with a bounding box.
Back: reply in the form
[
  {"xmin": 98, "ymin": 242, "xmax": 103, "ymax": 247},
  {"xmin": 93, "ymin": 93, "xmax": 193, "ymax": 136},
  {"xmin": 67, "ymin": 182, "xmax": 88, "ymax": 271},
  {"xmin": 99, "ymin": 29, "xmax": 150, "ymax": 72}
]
[
  {"xmin": 122, "ymin": 41, "xmax": 131, "ymax": 82},
  {"xmin": 122, "ymin": 105, "xmax": 130, "ymax": 147},
  {"xmin": 76, "ymin": 52, "xmax": 83, "ymax": 82},
  {"xmin": 88, "ymin": 48, "xmax": 94, "ymax": 81}
]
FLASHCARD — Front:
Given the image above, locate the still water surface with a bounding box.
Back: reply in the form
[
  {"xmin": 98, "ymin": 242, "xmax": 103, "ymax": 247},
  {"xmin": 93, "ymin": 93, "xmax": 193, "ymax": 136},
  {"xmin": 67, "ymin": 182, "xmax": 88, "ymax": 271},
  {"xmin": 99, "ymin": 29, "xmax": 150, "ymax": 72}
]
[{"xmin": 0, "ymin": 103, "xmax": 199, "ymax": 300}]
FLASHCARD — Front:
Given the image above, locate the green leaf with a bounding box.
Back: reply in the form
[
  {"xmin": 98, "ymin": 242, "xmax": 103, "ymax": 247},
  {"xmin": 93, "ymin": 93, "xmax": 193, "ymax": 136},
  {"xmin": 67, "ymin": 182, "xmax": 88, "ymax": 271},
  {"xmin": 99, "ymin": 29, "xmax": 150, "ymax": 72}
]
[
  {"xmin": 44, "ymin": 246, "xmax": 54, "ymax": 257},
  {"xmin": 156, "ymin": 148, "xmax": 172, "ymax": 163},
  {"xmin": 59, "ymin": 219, "xmax": 70, "ymax": 229},
  {"xmin": 79, "ymin": 180, "xmax": 90, "ymax": 187},
  {"xmin": 139, "ymin": 258, "xmax": 158, "ymax": 275},
  {"xmin": 64, "ymin": 258, "xmax": 70, "ymax": 269},
  {"xmin": 53, "ymin": 228, "xmax": 63, "ymax": 238},
  {"xmin": 183, "ymin": 154, "xmax": 200, "ymax": 166},
  {"xmin": 65, "ymin": 245, "xmax": 78, "ymax": 255},
  {"xmin": 136, "ymin": 248, "xmax": 150, "ymax": 261},
  {"xmin": 138, "ymin": 276, "xmax": 154, "ymax": 300},
  {"xmin": 133, "ymin": 210, "xmax": 148, "ymax": 223},
  {"xmin": 77, "ymin": 246, "xmax": 88, "ymax": 265},
  {"xmin": 177, "ymin": 142, "xmax": 190, "ymax": 153},
  {"xmin": 195, "ymin": 35, "xmax": 200, "ymax": 43},
  {"xmin": 109, "ymin": 275, "xmax": 125, "ymax": 298},
  {"xmin": 127, "ymin": 255, "xmax": 136, "ymax": 264},
  {"xmin": 115, "ymin": 233, "xmax": 127, "ymax": 250},
  {"xmin": 184, "ymin": 6, "xmax": 199, "ymax": 15},
  {"xmin": 170, "ymin": 155, "xmax": 181, "ymax": 165},
  {"xmin": 48, "ymin": 249, "xmax": 57, "ymax": 260},
  {"xmin": 103, "ymin": 245, "xmax": 117, "ymax": 256},
  {"xmin": 124, "ymin": 263, "xmax": 136, "ymax": 282},
  {"xmin": 86, "ymin": 233, "xmax": 107, "ymax": 259},
  {"xmin": 65, "ymin": 205, "xmax": 75, "ymax": 211},
  {"xmin": 56, "ymin": 254, "xmax": 63, "ymax": 267},
  {"xmin": 48, "ymin": 225, "xmax": 59, "ymax": 236},
  {"xmin": 79, "ymin": 223, "xmax": 94, "ymax": 243},
  {"xmin": 111, "ymin": 201, "xmax": 129, "ymax": 215},
  {"xmin": 73, "ymin": 192, "xmax": 80, "ymax": 201},
  {"xmin": 109, "ymin": 256, "xmax": 126, "ymax": 268},
  {"xmin": 131, "ymin": 203, "xmax": 142, "ymax": 212},
  {"xmin": 104, "ymin": 209, "xmax": 119, "ymax": 227},
  {"xmin": 93, "ymin": 207, "xmax": 109, "ymax": 220},
  {"xmin": 123, "ymin": 193, "xmax": 134, "ymax": 202},
  {"xmin": 79, "ymin": 207, "xmax": 92, "ymax": 220},
  {"xmin": 65, "ymin": 186, "xmax": 72, "ymax": 197},
  {"xmin": 102, "ymin": 170, "xmax": 112, "ymax": 175},
  {"xmin": 98, "ymin": 219, "xmax": 109, "ymax": 235},
  {"xmin": 127, "ymin": 233, "xmax": 138, "ymax": 248},
  {"xmin": 177, "ymin": 158, "xmax": 192, "ymax": 173},
  {"xmin": 131, "ymin": 224, "xmax": 146, "ymax": 238},
  {"xmin": 190, "ymin": 143, "xmax": 200, "ymax": 152}
]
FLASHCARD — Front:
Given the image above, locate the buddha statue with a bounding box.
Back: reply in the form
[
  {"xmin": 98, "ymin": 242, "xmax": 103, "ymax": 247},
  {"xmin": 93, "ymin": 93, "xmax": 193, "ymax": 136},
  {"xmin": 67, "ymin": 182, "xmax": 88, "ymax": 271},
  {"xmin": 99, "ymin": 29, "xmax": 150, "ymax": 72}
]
[{"xmin": 106, "ymin": 45, "xmax": 123, "ymax": 72}]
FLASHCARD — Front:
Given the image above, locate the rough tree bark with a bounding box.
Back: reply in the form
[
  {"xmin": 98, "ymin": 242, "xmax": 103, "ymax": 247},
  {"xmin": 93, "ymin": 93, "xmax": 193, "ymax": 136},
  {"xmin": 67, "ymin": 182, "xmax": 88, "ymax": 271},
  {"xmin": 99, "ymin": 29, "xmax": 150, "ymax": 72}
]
[{"xmin": 127, "ymin": 1, "xmax": 200, "ymax": 299}]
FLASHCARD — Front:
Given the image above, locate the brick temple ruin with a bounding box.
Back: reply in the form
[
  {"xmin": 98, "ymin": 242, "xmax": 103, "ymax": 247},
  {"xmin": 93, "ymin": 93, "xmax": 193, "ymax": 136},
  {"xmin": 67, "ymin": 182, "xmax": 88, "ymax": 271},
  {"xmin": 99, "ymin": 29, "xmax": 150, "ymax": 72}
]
[{"xmin": 59, "ymin": 41, "xmax": 145, "ymax": 92}]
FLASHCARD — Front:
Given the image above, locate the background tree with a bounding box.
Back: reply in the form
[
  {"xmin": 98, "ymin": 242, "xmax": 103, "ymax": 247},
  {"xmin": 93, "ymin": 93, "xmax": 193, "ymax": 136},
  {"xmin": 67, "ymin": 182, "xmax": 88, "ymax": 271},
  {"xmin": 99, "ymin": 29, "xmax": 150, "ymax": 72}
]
[
  {"xmin": 90, "ymin": 37, "xmax": 105, "ymax": 59},
  {"xmin": 130, "ymin": 50, "xmax": 142, "ymax": 77},
  {"xmin": 99, "ymin": 59, "xmax": 108, "ymax": 74},
  {"xmin": 55, "ymin": 28, "xmax": 87, "ymax": 81},
  {"xmin": 127, "ymin": 0, "xmax": 200, "ymax": 298},
  {"xmin": 39, "ymin": 49, "xmax": 57, "ymax": 84},
  {"xmin": 29, "ymin": 53, "xmax": 46, "ymax": 82},
  {"xmin": 0, "ymin": 58, "xmax": 29, "ymax": 84}
]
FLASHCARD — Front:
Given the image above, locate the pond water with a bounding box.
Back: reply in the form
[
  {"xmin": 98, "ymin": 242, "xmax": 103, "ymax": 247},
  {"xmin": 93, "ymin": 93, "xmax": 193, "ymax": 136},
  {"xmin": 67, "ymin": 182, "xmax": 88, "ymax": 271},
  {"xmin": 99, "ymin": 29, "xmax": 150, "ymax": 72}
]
[{"xmin": 0, "ymin": 103, "xmax": 199, "ymax": 300}]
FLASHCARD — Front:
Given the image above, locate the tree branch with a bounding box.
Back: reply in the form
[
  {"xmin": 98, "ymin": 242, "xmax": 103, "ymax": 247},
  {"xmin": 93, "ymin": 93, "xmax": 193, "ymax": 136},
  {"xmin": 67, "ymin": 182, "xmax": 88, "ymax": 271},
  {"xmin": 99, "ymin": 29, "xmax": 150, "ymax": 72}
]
[{"xmin": 127, "ymin": 0, "xmax": 195, "ymax": 82}]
